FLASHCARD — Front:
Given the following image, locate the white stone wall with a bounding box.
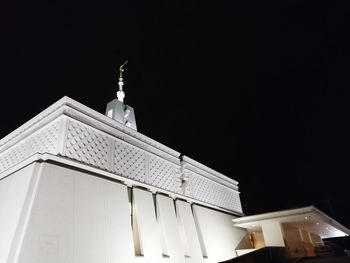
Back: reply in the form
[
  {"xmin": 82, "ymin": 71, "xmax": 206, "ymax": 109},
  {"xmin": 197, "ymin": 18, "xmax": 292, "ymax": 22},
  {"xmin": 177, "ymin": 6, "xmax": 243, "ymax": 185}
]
[
  {"xmin": 192, "ymin": 205, "xmax": 246, "ymax": 263},
  {"xmin": 3, "ymin": 161, "xmax": 247, "ymax": 263},
  {"xmin": 0, "ymin": 164, "xmax": 39, "ymax": 263},
  {"xmin": 261, "ymin": 222, "xmax": 286, "ymax": 247},
  {"xmin": 132, "ymin": 188, "xmax": 163, "ymax": 262},
  {"xmin": 175, "ymin": 200, "xmax": 204, "ymax": 263}
]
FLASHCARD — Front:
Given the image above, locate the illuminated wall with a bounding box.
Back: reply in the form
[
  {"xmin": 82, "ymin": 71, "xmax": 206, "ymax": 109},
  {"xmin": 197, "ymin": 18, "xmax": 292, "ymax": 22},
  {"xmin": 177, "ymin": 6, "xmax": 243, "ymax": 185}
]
[
  {"xmin": 251, "ymin": 231, "xmax": 265, "ymax": 249},
  {"xmin": 193, "ymin": 205, "xmax": 247, "ymax": 262},
  {"xmin": 0, "ymin": 97, "xmax": 245, "ymax": 263},
  {"xmin": 284, "ymin": 227, "xmax": 306, "ymax": 258},
  {"xmin": 0, "ymin": 164, "xmax": 38, "ymax": 263},
  {"xmin": 1, "ymin": 162, "xmax": 246, "ymax": 263}
]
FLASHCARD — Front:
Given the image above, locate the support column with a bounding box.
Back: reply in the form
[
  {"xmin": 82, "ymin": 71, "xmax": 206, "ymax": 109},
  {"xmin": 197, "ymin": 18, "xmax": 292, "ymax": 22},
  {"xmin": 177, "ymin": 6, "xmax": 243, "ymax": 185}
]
[{"xmin": 261, "ymin": 222, "xmax": 285, "ymax": 247}]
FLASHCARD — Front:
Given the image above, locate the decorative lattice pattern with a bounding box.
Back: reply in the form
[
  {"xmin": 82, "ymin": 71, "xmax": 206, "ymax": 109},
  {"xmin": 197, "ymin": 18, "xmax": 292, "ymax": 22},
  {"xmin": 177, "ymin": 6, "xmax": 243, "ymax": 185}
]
[
  {"xmin": 65, "ymin": 121, "xmax": 109, "ymax": 170},
  {"xmin": 63, "ymin": 120, "xmax": 183, "ymax": 192},
  {"xmin": 112, "ymin": 141, "xmax": 145, "ymax": 182},
  {"xmin": 149, "ymin": 155, "xmax": 180, "ymax": 192},
  {"xmin": 186, "ymin": 171, "xmax": 242, "ymax": 213},
  {"xmin": 0, "ymin": 120, "xmax": 61, "ymax": 173},
  {"xmin": 0, "ymin": 113, "xmax": 241, "ymax": 213},
  {"xmin": 0, "ymin": 97, "xmax": 243, "ymax": 214}
]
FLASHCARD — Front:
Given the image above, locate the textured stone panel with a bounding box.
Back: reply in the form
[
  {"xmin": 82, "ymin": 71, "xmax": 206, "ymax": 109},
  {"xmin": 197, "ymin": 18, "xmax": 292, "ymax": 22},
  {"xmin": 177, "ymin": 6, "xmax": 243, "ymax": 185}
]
[
  {"xmin": 65, "ymin": 121, "xmax": 109, "ymax": 170},
  {"xmin": 187, "ymin": 171, "xmax": 242, "ymax": 213},
  {"xmin": 112, "ymin": 141, "xmax": 146, "ymax": 182},
  {"xmin": 149, "ymin": 155, "xmax": 181, "ymax": 193},
  {"xmin": 0, "ymin": 120, "xmax": 61, "ymax": 173}
]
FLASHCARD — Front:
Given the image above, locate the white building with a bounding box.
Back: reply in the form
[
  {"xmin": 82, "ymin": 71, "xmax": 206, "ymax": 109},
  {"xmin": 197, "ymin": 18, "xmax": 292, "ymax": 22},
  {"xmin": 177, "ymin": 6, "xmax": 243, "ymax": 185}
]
[{"xmin": 0, "ymin": 96, "xmax": 349, "ymax": 263}]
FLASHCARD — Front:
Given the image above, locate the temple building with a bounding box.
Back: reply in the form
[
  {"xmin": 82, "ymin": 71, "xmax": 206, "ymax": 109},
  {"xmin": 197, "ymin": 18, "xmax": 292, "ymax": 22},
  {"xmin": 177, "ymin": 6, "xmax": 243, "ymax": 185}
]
[{"xmin": 0, "ymin": 90, "xmax": 349, "ymax": 262}]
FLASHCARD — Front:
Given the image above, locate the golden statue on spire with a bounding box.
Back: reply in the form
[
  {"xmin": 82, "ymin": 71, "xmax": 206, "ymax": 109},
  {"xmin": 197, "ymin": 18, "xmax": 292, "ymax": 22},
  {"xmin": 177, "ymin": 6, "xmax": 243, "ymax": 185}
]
[
  {"xmin": 117, "ymin": 60, "xmax": 128, "ymax": 103},
  {"xmin": 119, "ymin": 60, "xmax": 128, "ymax": 78}
]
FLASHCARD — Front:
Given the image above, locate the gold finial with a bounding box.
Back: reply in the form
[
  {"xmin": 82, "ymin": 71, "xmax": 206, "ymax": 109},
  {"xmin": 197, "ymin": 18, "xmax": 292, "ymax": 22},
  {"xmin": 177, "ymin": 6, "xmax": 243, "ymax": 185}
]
[
  {"xmin": 117, "ymin": 60, "xmax": 128, "ymax": 103},
  {"xmin": 119, "ymin": 60, "xmax": 128, "ymax": 78}
]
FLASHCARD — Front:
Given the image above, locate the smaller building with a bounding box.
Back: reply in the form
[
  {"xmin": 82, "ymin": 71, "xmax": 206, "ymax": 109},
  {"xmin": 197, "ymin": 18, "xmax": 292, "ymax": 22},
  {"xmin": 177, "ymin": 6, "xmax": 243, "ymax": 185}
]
[{"xmin": 233, "ymin": 206, "xmax": 350, "ymax": 258}]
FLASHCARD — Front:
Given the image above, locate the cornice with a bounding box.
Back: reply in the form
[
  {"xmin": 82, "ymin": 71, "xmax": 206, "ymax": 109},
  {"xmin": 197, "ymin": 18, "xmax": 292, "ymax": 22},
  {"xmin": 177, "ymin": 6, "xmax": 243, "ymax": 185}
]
[{"xmin": 182, "ymin": 155, "xmax": 239, "ymax": 191}]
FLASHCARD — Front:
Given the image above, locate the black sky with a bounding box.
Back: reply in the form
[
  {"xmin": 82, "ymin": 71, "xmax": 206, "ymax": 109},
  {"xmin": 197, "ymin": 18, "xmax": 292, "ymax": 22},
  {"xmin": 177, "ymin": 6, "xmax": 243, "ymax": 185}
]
[{"xmin": 1, "ymin": 1, "xmax": 349, "ymax": 227}]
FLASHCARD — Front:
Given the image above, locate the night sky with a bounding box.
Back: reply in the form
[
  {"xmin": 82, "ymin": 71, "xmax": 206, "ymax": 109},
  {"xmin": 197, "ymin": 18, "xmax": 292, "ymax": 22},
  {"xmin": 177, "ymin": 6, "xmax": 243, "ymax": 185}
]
[{"xmin": 1, "ymin": 1, "xmax": 350, "ymax": 228}]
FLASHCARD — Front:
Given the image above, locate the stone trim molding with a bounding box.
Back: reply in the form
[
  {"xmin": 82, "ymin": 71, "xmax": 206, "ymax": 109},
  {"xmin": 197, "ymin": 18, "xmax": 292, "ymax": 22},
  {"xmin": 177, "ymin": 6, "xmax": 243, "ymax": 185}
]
[{"xmin": 181, "ymin": 156, "xmax": 242, "ymax": 213}]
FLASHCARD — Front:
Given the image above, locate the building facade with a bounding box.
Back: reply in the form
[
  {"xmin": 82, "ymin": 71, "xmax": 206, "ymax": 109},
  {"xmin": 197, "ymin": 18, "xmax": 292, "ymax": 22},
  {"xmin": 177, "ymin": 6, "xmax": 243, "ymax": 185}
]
[
  {"xmin": 0, "ymin": 97, "xmax": 245, "ymax": 263},
  {"xmin": 1, "ymin": 96, "xmax": 349, "ymax": 263}
]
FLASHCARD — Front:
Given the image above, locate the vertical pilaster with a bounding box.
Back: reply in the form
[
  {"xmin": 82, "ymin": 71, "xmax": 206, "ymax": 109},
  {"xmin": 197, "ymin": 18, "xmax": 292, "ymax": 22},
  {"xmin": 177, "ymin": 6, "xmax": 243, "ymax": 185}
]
[{"xmin": 261, "ymin": 222, "xmax": 285, "ymax": 247}]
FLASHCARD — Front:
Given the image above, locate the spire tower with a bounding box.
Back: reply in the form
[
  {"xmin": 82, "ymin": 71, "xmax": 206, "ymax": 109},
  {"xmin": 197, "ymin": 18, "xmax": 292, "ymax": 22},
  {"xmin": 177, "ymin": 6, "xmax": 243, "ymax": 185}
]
[
  {"xmin": 117, "ymin": 60, "xmax": 128, "ymax": 103},
  {"xmin": 105, "ymin": 61, "xmax": 137, "ymax": 130}
]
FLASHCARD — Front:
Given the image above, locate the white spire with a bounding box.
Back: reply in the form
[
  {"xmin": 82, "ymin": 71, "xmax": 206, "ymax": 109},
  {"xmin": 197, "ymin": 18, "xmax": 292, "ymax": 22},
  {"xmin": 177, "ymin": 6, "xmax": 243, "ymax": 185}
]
[
  {"xmin": 117, "ymin": 60, "xmax": 128, "ymax": 103},
  {"xmin": 106, "ymin": 60, "xmax": 137, "ymax": 130}
]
